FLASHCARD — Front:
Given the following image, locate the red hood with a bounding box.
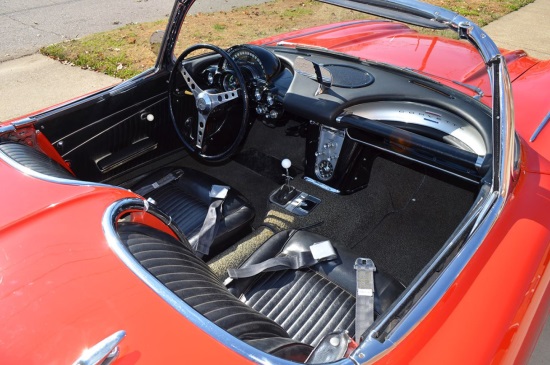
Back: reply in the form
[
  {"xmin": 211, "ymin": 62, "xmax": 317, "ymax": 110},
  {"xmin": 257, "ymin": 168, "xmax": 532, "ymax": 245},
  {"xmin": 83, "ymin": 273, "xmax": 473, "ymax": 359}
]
[{"xmin": 255, "ymin": 20, "xmax": 538, "ymax": 103}]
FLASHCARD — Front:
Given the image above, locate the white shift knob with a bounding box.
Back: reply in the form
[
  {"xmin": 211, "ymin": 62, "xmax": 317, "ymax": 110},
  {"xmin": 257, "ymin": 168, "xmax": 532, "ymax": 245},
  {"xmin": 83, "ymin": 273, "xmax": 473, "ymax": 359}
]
[{"xmin": 281, "ymin": 159, "xmax": 291, "ymax": 169}]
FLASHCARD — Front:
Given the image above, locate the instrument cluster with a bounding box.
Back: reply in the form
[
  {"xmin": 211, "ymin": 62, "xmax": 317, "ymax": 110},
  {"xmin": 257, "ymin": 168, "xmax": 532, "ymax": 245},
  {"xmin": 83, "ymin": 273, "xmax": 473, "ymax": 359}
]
[{"xmin": 202, "ymin": 45, "xmax": 286, "ymax": 123}]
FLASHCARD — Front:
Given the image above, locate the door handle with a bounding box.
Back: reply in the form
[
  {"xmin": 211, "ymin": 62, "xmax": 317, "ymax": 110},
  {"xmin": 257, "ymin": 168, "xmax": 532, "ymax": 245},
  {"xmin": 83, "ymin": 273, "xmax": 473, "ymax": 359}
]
[{"xmin": 73, "ymin": 330, "xmax": 126, "ymax": 365}]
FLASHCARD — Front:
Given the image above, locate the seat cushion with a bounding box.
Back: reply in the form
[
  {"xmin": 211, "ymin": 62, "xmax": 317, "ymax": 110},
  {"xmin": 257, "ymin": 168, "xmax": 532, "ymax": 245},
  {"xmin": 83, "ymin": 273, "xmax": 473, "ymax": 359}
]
[
  {"xmin": 227, "ymin": 230, "xmax": 406, "ymax": 346},
  {"xmin": 0, "ymin": 142, "xmax": 75, "ymax": 180},
  {"xmin": 131, "ymin": 167, "xmax": 255, "ymax": 258},
  {"xmin": 117, "ymin": 223, "xmax": 312, "ymax": 361}
]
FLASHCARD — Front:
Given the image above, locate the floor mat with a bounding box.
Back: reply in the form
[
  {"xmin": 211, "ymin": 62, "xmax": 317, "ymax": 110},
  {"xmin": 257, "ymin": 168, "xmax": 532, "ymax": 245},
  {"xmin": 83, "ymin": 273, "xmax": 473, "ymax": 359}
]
[{"xmin": 234, "ymin": 148, "xmax": 303, "ymax": 185}]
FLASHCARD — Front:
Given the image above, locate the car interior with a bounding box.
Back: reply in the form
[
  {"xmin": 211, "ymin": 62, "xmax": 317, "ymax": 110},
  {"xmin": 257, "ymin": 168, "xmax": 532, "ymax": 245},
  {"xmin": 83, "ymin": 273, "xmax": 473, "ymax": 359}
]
[{"xmin": 0, "ymin": 40, "xmax": 490, "ymax": 361}]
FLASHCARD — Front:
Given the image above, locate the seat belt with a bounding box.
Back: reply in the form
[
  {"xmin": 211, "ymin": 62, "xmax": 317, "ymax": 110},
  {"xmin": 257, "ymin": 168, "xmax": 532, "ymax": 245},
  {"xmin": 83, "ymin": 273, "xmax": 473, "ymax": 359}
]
[
  {"xmin": 193, "ymin": 185, "xmax": 230, "ymax": 256},
  {"xmin": 134, "ymin": 169, "xmax": 184, "ymax": 196},
  {"xmin": 226, "ymin": 240, "xmax": 337, "ymax": 279},
  {"xmin": 354, "ymin": 258, "xmax": 376, "ymax": 343}
]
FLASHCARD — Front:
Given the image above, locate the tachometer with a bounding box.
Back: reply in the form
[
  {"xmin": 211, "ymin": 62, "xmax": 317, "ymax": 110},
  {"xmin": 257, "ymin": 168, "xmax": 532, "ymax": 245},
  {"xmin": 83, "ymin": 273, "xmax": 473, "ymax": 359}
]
[{"xmin": 222, "ymin": 72, "xmax": 239, "ymax": 91}]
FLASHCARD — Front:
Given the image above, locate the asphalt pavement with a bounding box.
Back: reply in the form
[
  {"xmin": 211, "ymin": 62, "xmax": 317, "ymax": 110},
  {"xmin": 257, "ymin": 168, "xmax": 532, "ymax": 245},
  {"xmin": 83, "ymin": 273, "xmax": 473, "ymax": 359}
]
[
  {"xmin": 0, "ymin": 0, "xmax": 549, "ymax": 363},
  {"xmin": 0, "ymin": 0, "xmax": 270, "ymax": 62}
]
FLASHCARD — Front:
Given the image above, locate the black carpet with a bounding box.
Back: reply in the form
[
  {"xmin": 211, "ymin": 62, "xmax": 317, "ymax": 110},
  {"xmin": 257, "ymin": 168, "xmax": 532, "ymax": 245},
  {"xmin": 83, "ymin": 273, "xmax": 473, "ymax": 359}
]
[{"xmin": 164, "ymin": 122, "xmax": 477, "ymax": 286}]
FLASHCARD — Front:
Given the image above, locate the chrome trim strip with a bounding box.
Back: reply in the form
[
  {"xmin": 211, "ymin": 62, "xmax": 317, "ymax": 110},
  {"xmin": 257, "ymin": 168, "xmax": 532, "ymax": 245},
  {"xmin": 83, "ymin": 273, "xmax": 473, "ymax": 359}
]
[
  {"xmin": 103, "ymin": 198, "xmax": 351, "ymax": 365},
  {"xmin": 144, "ymin": 202, "xmax": 189, "ymax": 244},
  {"xmin": 12, "ymin": 117, "xmax": 36, "ymax": 128},
  {"xmin": 329, "ymin": 1, "xmax": 515, "ymax": 363},
  {"xmin": 0, "ymin": 125, "xmax": 16, "ymax": 134},
  {"xmin": 530, "ymin": 111, "xmax": 550, "ymax": 142},
  {"xmin": 0, "ymin": 146, "xmax": 126, "ymax": 190},
  {"xmin": 304, "ymin": 176, "xmax": 341, "ymax": 193}
]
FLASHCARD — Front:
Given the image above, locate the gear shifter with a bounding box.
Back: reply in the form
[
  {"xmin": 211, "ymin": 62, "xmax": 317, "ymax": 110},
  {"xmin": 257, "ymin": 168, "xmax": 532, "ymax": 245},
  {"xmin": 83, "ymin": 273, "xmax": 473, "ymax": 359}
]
[
  {"xmin": 271, "ymin": 158, "xmax": 298, "ymax": 205},
  {"xmin": 281, "ymin": 158, "xmax": 293, "ymax": 187}
]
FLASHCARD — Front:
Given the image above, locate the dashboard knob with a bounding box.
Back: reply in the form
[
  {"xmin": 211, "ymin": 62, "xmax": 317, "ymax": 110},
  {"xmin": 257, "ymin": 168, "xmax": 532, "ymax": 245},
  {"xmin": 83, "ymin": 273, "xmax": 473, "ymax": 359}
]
[{"xmin": 254, "ymin": 88, "xmax": 263, "ymax": 101}]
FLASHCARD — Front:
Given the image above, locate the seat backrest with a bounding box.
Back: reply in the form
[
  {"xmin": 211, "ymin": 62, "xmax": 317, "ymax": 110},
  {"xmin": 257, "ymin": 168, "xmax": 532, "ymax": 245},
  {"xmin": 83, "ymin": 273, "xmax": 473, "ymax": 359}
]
[
  {"xmin": 116, "ymin": 223, "xmax": 313, "ymax": 361},
  {"xmin": 0, "ymin": 142, "xmax": 75, "ymax": 180}
]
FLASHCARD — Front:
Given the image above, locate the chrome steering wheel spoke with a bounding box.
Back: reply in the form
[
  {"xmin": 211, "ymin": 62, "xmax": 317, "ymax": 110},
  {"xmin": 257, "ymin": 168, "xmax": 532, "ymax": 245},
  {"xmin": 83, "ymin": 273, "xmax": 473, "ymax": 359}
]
[
  {"xmin": 193, "ymin": 89, "xmax": 241, "ymax": 149},
  {"xmin": 180, "ymin": 67, "xmax": 203, "ymax": 97}
]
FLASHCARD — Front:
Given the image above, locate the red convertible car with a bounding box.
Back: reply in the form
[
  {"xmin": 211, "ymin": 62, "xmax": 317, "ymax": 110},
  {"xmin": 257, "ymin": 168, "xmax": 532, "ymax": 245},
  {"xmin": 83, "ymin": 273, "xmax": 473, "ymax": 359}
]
[{"xmin": 1, "ymin": 0, "xmax": 549, "ymax": 364}]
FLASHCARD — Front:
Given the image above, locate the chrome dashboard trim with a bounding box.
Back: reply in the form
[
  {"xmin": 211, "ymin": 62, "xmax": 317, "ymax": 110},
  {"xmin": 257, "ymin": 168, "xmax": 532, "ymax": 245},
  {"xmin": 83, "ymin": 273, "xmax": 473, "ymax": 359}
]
[
  {"xmin": 344, "ymin": 101, "xmax": 487, "ymax": 155},
  {"xmin": 530, "ymin": 110, "xmax": 550, "ymax": 142},
  {"xmin": 304, "ymin": 176, "xmax": 341, "ymax": 193},
  {"xmin": 103, "ymin": 198, "xmax": 351, "ymax": 365}
]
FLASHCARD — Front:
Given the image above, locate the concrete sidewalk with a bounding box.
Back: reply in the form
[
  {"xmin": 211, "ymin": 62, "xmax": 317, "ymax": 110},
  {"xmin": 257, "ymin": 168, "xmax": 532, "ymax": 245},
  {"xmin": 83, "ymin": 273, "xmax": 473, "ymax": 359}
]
[
  {"xmin": 483, "ymin": 0, "xmax": 550, "ymax": 60},
  {"xmin": 0, "ymin": 54, "xmax": 120, "ymax": 121}
]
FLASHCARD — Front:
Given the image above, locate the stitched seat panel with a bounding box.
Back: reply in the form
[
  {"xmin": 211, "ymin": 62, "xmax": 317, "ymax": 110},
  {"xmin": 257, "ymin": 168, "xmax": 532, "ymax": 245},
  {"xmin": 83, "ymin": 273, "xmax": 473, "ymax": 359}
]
[
  {"xmin": 241, "ymin": 269, "xmax": 356, "ymax": 347},
  {"xmin": 0, "ymin": 143, "xmax": 75, "ymax": 179},
  {"xmin": 147, "ymin": 183, "xmax": 208, "ymax": 236},
  {"xmin": 118, "ymin": 223, "xmax": 290, "ymax": 342}
]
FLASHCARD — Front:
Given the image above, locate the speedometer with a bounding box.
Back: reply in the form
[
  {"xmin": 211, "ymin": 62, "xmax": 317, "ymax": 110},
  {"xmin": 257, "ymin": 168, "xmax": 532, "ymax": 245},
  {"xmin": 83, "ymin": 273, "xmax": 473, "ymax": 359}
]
[
  {"xmin": 223, "ymin": 45, "xmax": 282, "ymax": 82},
  {"xmin": 224, "ymin": 46, "xmax": 265, "ymax": 81}
]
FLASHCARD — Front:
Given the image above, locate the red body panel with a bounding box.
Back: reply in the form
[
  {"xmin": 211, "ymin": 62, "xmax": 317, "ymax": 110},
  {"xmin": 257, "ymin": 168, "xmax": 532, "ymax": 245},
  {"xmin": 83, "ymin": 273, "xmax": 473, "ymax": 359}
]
[
  {"xmin": 0, "ymin": 161, "xmax": 253, "ymax": 364},
  {"xmin": 1, "ymin": 17, "xmax": 549, "ymax": 365},
  {"xmin": 256, "ymin": 21, "xmax": 539, "ymax": 99}
]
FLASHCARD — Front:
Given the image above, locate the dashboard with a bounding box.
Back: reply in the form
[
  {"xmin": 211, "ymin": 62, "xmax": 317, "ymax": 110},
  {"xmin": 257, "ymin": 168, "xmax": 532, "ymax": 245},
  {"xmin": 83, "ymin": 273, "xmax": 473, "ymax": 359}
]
[{"xmin": 185, "ymin": 44, "xmax": 492, "ymax": 192}]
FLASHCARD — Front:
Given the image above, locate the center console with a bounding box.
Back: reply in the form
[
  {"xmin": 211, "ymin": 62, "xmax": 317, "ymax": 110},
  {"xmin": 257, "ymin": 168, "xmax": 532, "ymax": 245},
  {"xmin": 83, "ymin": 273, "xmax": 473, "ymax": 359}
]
[{"xmin": 304, "ymin": 121, "xmax": 377, "ymax": 194}]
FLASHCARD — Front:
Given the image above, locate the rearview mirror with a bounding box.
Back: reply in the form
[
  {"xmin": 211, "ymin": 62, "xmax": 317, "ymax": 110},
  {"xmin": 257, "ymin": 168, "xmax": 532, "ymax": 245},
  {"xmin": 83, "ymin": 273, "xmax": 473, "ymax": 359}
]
[{"xmin": 294, "ymin": 56, "xmax": 332, "ymax": 95}]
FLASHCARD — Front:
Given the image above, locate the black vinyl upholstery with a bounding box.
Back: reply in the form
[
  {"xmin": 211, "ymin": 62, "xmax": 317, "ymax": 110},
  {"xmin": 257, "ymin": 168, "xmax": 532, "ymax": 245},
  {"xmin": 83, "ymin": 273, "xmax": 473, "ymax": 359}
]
[
  {"xmin": 131, "ymin": 167, "xmax": 255, "ymax": 258},
  {"xmin": 118, "ymin": 223, "xmax": 313, "ymax": 361},
  {"xmin": 227, "ymin": 230, "xmax": 405, "ymax": 346},
  {"xmin": 118, "ymin": 222, "xmax": 404, "ymax": 361},
  {"xmin": 0, "ymin": 142, "xmax": 76, "ymax": 180}
]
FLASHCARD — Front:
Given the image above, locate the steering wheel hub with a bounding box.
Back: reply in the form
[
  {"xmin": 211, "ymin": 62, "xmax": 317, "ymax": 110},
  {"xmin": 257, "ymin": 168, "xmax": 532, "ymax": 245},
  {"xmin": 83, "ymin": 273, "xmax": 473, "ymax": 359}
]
[{"xmin": 196, "ymin": 92, "xmax": 212, "ymax": 113}]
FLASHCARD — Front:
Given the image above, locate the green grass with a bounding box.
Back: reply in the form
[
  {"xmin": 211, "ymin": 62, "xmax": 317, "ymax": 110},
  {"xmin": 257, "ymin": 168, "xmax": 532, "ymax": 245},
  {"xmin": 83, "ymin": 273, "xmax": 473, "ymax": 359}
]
[{"xmin": 40, "ymin": 0, "xmax": 534, "ymax": 79}]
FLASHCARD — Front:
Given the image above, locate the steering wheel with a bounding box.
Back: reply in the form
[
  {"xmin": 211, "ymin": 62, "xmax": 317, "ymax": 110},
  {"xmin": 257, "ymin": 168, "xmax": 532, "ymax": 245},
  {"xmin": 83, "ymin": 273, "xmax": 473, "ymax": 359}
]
[{"xmin": 169, "ymin": 44, "xmax": 250, "ymax": 162}]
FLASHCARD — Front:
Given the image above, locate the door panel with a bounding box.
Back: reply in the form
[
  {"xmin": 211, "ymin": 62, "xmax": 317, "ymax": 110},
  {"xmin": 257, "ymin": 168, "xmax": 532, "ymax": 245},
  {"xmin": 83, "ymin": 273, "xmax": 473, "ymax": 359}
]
[{"xmin": 35, "ymin": 70, "xmax": 182, "ymax": 182}]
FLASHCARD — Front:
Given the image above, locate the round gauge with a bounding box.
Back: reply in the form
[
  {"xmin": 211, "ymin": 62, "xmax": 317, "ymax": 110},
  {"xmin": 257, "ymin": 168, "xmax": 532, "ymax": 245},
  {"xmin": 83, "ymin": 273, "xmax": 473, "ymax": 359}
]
[
  {"xmin": 316, "ymin": 160, "xmax": 334, "ymax": 181},
  {"xmin": 224, "ymin": 46, "xmax": 268, "ymax": 81},
  {"xmin": 222, "ymin": 72, "xmax": 239, "ymax": 91}
]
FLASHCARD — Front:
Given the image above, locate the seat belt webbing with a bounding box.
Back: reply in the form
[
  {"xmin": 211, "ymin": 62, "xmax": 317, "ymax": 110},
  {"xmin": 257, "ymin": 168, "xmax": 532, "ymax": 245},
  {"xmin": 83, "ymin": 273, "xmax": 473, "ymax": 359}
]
[
  {"xmin": 135, "ymin": 169, "xmax": 184, "ymax": 196},
  {"xmin": 194, "ymin": 199, "xmax": 224, "ymax": 256},
  {"xmin": 227, "ymin": 240, "xmax": 337, "ymax": 279},
  {"xmin": 354, "ymin": 258, "xmax": 376, "ymax": 343},
  {"xmin": 193, "ymin": 185, "xmax": 231, "ymax": 256}
]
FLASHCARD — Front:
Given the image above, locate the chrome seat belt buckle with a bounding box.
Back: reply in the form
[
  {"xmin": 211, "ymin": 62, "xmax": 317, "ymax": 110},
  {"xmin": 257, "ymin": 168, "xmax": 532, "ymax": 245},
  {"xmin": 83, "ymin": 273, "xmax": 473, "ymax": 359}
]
[
  {"xmin": 354, "ymin": 257, "xmax": 376, "ymax": 271},
  {"xmin": 310, "ymin": 240, "xmax": 337, "ymax": 261}
]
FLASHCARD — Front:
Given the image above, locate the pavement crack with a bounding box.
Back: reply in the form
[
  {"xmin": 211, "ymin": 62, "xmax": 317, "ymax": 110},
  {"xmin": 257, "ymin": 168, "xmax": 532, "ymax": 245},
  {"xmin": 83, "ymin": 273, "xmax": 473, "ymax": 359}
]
[{"xmin": 5, "ymin": 13, "xmax": 67, "ymax": 39}]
